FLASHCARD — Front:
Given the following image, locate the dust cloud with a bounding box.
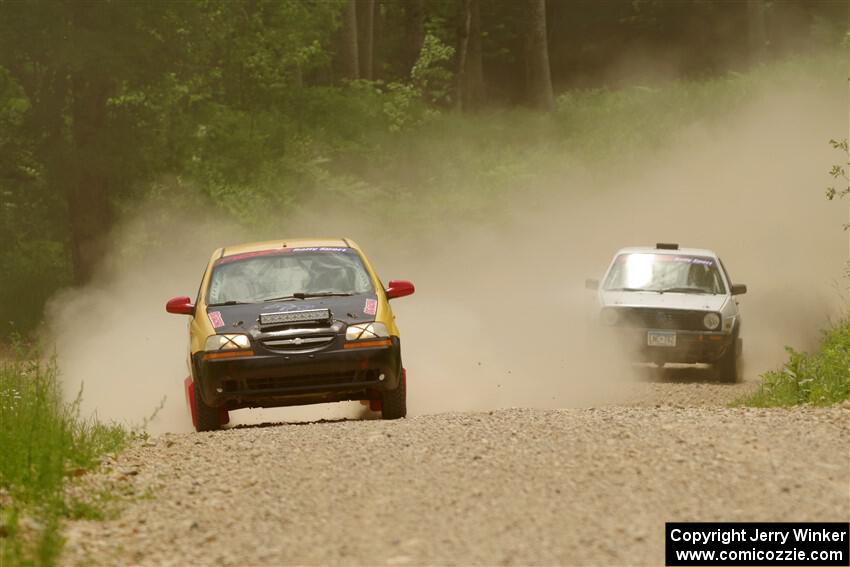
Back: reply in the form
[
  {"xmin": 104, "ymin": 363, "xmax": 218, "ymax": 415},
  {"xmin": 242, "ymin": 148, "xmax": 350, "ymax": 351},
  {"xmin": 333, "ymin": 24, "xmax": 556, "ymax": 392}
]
[
  {"xmin": 47, "ymin": 212, "xmax": 245, "ymax": 433},
  {"xmin": 47, "ymin": 71, "xmax": 847, "ymax": 433},
  {"xmin": 359, "ymin": 78, "xmax": 848, "ymax": 415}
]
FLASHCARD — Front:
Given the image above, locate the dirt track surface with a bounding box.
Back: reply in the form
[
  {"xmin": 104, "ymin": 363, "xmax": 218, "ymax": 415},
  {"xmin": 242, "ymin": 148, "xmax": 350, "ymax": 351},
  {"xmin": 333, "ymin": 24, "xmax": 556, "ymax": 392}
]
[{"xmin": 62, "ymin": 380, "xmax": 849, "ymax": 567}]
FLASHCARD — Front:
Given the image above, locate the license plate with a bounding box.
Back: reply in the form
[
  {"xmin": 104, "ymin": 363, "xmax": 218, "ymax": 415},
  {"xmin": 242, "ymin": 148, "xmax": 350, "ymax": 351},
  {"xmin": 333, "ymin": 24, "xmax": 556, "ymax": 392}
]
[{"xmin": 647, "ymin": 330, "xmax": 676, "ymax": 347}]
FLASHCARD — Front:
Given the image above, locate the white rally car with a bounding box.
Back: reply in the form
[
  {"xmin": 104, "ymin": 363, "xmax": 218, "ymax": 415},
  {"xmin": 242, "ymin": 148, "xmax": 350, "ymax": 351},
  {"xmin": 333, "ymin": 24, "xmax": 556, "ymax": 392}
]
[{"xmin": 586, "ymin": 243, "xmax": 747, "ymax": 382}]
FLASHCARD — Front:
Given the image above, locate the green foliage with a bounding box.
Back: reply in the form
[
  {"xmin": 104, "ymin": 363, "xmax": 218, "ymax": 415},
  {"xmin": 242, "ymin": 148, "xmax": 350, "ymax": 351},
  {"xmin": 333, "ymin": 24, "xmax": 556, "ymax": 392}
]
[
  {"xmin": 178, "ymin": 49, "xmax": 840, "ymax": 243},
  {"xmin": 410, "ymin": 33, "xmax": 456, "ymax": 106},
  {"xmin": 0, "ymin": 242, "xmax": 71, "ymax": 339},
  {"xmin": 353, "ymin": 53, "xmax": 838, "ymax": 229},
  {"xmin": 0, "ymin": 353, "xmax": 128, "ymax": 566},
  {"xmin": 0, "ymin": 66, "xmax": 68, "ymax": 338},
  {"xmin": 381, "ymin": 81, "xmax": 427, "ymax": 132},
  {"xmin": 739, "ymin": 322, "xmax": 850, "ymax": 407},
  {"xmin": 0, "ymin": 0, "xmax": 845, "ymax": 339},
  {"xmin": 825, "ymin": 138, "xmax": 849, "ymax": 208}
]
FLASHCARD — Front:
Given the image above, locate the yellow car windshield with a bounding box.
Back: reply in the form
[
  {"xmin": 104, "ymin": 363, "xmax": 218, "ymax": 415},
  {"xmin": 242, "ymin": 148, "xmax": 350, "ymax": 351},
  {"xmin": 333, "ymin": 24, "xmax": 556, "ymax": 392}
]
[{"xmin": 207, "ymin": 249, "xmax": 374, "ymax": 305}]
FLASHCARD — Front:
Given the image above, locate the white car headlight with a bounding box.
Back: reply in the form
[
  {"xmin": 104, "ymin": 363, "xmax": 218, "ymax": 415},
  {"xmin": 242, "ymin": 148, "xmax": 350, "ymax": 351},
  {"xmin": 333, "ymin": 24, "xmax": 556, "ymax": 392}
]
[
  {"xmin": 205, "ymin": 334, "xmax": 251, "ymax": 351},
  {"xmin": 346, "ymin": 322, "xmax": 389, "ymax": 341},
  {"xmin": 703, "ymin": 312, "xmax": 721, "ymax": 331}
]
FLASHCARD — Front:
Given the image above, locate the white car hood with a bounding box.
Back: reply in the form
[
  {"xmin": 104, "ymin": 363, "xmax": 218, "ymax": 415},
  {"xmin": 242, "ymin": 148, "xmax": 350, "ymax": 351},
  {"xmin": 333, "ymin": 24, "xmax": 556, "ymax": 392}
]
[{"xmin": 600, "ymin": 290, "xmax": 727, "ymax": 312}]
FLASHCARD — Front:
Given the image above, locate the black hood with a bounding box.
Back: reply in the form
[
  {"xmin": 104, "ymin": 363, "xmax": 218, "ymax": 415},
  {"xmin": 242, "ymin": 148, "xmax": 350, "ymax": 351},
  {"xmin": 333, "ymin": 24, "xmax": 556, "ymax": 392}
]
[{"xmin": 205, "ymin": 293, "xmax": 379, "ymax": 335}]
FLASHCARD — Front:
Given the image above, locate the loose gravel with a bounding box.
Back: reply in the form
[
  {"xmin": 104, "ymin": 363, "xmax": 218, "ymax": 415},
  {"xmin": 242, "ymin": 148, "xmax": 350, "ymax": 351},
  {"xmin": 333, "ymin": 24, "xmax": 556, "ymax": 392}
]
[{"xmin": 61, "ymin": 379, "xmax": 849, "ymax": 566}]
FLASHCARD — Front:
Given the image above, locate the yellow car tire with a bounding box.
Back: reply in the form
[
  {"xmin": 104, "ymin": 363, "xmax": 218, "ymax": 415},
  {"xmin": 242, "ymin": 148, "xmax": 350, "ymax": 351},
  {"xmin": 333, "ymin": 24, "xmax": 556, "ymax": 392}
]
[
  {"xmin": 381, "ymin": 368, "xmax": 407, "ymax": 419},
  {"xmin": 194, "ymin": 381, "xmax": 222, "ymax": 432}
]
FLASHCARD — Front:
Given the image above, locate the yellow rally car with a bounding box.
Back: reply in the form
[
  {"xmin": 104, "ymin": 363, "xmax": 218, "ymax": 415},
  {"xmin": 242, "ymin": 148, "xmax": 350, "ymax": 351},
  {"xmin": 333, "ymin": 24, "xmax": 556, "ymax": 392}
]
[{"xmin": 165, "ymin": 238, "xmax": 414, "ymax": 431}]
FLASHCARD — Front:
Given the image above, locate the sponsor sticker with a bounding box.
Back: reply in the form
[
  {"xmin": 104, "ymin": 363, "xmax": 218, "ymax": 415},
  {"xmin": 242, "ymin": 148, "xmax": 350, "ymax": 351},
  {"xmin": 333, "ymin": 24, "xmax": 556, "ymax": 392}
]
[
  {"xmin": 364, "ymin": 298, "xmax": 378, "ymax": 316},
  {"xmin": 215, "ymin": 247, "xmax": 352, "ymax": 265},
  {"xmin": 216, "ymin": 248, "xmax": 292, "ymax": 265},
  {"xmin": 272, "ymin": 303, "xmax": 317, "ymax": 312},
  {"xmin": 617, "ymin": 254, "xmax": 714, "ymax": 267},
  {"xmin": 208, "ymin": 311, "xmax": 225, "ymax": 328},
  {"xmin": 292, "ymin": 247, "xmax": 350, "ymax": 253},
  {"xmin": 672, "ymin": 256, "xmax": 714, "ymax": 266}
]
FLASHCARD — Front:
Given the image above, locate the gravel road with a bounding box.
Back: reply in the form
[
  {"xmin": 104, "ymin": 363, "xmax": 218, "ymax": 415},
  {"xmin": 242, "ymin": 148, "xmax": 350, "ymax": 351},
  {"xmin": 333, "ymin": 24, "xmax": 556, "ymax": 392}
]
[{"xmin": 62, "ymin": 379, "xmax": 849, "ymax": 567}]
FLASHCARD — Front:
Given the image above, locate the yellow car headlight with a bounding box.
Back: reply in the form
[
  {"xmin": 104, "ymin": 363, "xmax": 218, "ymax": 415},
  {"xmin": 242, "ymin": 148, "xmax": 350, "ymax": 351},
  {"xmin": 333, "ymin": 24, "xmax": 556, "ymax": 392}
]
[
  {"xmin": 345, "ymin": 322, "xmax": 389, "ymax": 341},
  {"xmin": 205, "ymin": 334, "xmax": 251, "ymax": 351}
]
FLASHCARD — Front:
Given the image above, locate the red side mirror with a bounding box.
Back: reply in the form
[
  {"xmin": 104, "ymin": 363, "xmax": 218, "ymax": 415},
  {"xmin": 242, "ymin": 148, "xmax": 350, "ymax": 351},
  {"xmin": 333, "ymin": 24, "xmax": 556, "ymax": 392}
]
[
  {"xmin": 166, "ymin": 296, "xmax": 195, "ymax": 315},
  {"xmin": 385, "ymin": 280, "xmax": 415, "ymax": 300}
]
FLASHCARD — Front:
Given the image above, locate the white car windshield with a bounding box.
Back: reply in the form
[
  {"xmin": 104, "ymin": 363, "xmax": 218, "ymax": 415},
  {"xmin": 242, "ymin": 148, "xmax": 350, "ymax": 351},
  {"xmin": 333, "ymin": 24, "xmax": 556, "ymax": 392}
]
[
  {"xmin": 603, "ymin": 253, "xmax": 726, "ymax": 294},
  {"xmin": 207, "ymin": 248, "xmax": 374, "ymax": 305}
]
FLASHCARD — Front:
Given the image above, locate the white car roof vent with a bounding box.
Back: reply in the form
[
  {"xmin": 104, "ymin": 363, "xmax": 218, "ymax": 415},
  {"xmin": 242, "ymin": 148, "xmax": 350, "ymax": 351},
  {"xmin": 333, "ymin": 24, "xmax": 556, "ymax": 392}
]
[{"xmin": 656, "ymin": 242, "xmax": 679, "ymax": 250}]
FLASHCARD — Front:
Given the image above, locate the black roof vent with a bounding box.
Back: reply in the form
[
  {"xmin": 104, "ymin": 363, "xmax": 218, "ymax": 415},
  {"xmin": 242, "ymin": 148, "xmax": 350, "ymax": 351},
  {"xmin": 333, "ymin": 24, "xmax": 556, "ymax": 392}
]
[{"xmin": 656, "ymin": 242, "xmax": 679, "ymax": 250}]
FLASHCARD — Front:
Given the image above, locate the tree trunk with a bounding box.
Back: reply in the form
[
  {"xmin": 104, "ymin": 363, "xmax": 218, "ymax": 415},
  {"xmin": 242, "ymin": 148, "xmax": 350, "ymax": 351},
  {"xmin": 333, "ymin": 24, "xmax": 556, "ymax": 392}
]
[
  {"xmin": 67, "ymin": 75, "xmax": 112, "ymax": 284},
  {"xmin": 339, "ymin": 0, "xmax": 360, "ymax": 80},
  {"xmin": 372, "ymin": 0, "xmax": 385, "ymax": 79},
  {"xmin": 404, "ymin": 0, "xmax": 425, "ymax": 77},
  {"xmin": 525, "ymin": 0, "xmax": 555, "ymax": 112},
  {"xmin": 357, "ymin": 0, "xmax": 374, "ymax": 80},
  {"xmin": 457, "ymin": 0, "xmax": 484, "ymax": 111},
  {"xmin": 746, "ymin": 0, "xmax": 767, "ymax": 64}
]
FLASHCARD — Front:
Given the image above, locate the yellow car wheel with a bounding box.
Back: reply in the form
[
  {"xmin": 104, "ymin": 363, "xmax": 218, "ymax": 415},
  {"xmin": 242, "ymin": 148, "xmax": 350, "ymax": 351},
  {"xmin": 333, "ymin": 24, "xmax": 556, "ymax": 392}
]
[
  {"xmin": 193, "ymin": 379, "xmax": 222, "ymax": 432},
  {"xmin": 381, "ymin": 368, "xmax": 407, "ymax": 419}
]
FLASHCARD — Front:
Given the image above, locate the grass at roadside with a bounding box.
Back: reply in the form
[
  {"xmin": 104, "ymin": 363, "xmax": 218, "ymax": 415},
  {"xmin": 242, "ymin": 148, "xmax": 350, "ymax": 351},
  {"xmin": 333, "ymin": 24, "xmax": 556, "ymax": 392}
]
[
  {"xmin": 738, "ymin": 321, "xmax": 850, "ymax": 407},
  {"xmin": 0, "ymin": 351, "xmax": 128, "ymax": 566}
]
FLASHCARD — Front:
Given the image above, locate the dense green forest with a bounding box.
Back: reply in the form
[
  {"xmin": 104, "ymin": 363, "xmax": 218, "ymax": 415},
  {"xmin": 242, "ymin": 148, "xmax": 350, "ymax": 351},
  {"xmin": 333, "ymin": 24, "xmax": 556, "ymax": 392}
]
[{"xmin": 0, "ymin": 0, "xmax": 847, "ymax": 337}]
